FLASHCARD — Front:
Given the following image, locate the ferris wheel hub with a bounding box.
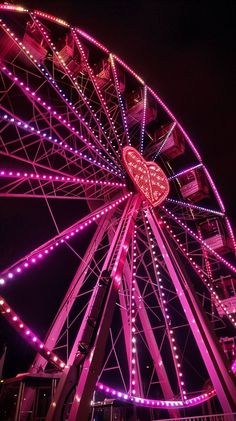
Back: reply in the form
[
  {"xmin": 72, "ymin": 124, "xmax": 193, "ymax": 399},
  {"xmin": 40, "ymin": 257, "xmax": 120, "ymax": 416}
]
[{"xmin": 122, "ymin": 146, "xmax": 169, "ymax": 207}]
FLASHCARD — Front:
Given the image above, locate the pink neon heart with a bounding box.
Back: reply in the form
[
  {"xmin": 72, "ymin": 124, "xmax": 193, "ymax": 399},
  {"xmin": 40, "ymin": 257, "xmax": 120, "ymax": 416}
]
[{"xmin": 122, "ymin": 146, "xmax": 169, "ymax": 207}]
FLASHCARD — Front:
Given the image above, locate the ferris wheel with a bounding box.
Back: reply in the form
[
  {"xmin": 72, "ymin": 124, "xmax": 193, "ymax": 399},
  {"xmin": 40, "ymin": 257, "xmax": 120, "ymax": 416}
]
[{"xmin": 0, "ymin": 4, "xmax": 236, "ymax": 421}]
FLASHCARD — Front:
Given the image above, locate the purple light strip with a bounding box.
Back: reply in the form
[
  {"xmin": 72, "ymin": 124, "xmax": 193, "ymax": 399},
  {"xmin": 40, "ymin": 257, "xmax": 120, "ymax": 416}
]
[
  {"xmin": 1, "ymin": 3, "xmax": 233, "ymax": 400},
  {"xmin": 203, "ymin": 166, "xmax": 225, "ymax": 213},
  {"xmin": 166, "ymin": 198, "xmax": 224, "ymax": 217},
  {"xmin": 0, "ymin": 20, "xmax": 123, "ymax": 177},
  {"xmin": 140, "ymin": 85, "xmax": 147, "ymax": 155},
  {"xmin": 130, "ymin": 226, "xmax": 138, "ymax": 395},
  {"xmin": 1, "ymin": 4, "xmax": 231, "ymax": 228},
  {"xmin": 97, "ymin": 382, "xmax": 215, "ymax": 408},
  {"xmin": 162, "ymin": 206, "xmax": 236, "ymax": 274},
  {"xmin": 203, "ymin": 168, "xmax": 236, "ymax": 253},
  {"xmin": 225, "ymin": 217, "xmax": 236, "ymax": 254},
  {"xmin": 153, "ymin": 122, "xmax": 176, "ymax": 161},
  {"xmin": 147, "ymin": 87, "xmax": 202, "ymax": 162},
  {"xmin": 168, "ymin": 163, "xmax": 203, "ymax": 180},
  {"xmin": 0, "ymin": 294, "xmax": 219, "ymax": 407},
  {"xmin": 160, "ymin": 217, "xmax": 236, "ymax": 328},
  {"xmin": 0, "ymin": 63, "xmax": 122, "ymax": 174},
  {"xmin": 0, "ymin": 193, "xmax": 132, "ymax": 285},
  {"xmin": 145, "ymin": 213, "xmax": 187, "ymax": 401},
  {"xmin": 0, "ymin": 111, "xmax": 120, "ymax": 177},
  {"xmin": 110, "ymin": 54, "xmax": 131, "ymax": 146},
  {"xmin": 31, "ymin": 16, "xmax": 121, "ymax": 164}
]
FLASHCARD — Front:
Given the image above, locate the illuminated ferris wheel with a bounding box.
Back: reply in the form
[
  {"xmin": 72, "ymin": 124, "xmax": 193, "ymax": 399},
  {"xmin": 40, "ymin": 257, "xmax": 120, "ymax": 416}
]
[{"xmin": 0, "ymin": 4, "xmax": 236, "ymax": 420}]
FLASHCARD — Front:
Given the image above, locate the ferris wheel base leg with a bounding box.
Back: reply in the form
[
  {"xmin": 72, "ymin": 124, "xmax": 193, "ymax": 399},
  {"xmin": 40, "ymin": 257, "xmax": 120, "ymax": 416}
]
[
  {"xmin": 147, "ymin": 208, "xmax": 236, "ymax": 414},
  {"xmin": 46, "ymin": 365, "xmax": 78, "ymax": 421}
]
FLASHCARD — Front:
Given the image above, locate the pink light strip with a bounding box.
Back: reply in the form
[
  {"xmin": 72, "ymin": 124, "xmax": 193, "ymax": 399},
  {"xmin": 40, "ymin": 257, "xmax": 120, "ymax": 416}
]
[
  {"xmin": 71, "ymin": 29, "xmax": 123, "ymax": 154},
  {"xmin": 34, "ymin": 10, "xmax": 69, "ymax": 27},
  {"xmin": 0, "ymin": 4, "xmax": 28, "ymax": 13},
  {"xmin": 31, "ymin": 16, "xmax": 121, "ymax": 162},
  {"xmin": 113, "ymin": 55, "xmax": 144, "ymax": 85},
  {"xmin": 160, "ymin": 217, "xmax": 236, "ymax": 328},
  {"xmin": 130, "ymin": 226, "xmax": 138, "ymax": 395},
  {"xmin": 203, "ymin": 166, "xmax": 225, "ymax": 212},
  {"xmin": 0, "ymin": 21, "xmax": 122, "ymax": 177},
  {"xmin": 225, "ymin": 217, "xmax": 236, "ymax": 254},
  {"xmin": 0, "ymin": 297, "xmax": 66, "ymax": 370},
  {"xmin": 97, "ymin": 382, "xmax": 215, "ymax": 408},
  {"xmin": 0, "ymin": 5, "xmax": 229, "ymax": 230},
  {"xmin": 110, "ymin": 54, "xmax": 131, "ymax": 146},
  {"xmin": 140, "ymin": 85, "xmax": 147, "ymax": 155},
  {"xmin": 75, "ymin": 28, "xmax": 109, "ymax": 53},
  {"xmin": 0, "ymin": 169, "xmax": 125, "ymax": 188},
  {"xmin": 163, "ymin": 206, "xmax": 236, "ymax": 275},
  {"xmin": 166, "ymin": 198, "xmax": 224, "ymax": 217},
  {"xmin": 168, "ymin": 163, "xmax": 203, "ymax": 180},
  {"xmin": 153, "ymin": 122, "xmax": 176, "ymax": 161},
  {"xmin": 0, "ymin": 63, "xmax": 122, "ymax": 173},
  {"xmin": 0, "ymin": 193, "xmax": 132, "ymax": 286},
  {"xmin": 147, "ymin": 87, "xmax": 202, "ymax": 162},
  {"xmin": 145, "ymin": 213, "xmax": 187, "ymax": 401},
  {"xmin": 0, "ymin": 293, "xmax": 218, "ymax": 407}
]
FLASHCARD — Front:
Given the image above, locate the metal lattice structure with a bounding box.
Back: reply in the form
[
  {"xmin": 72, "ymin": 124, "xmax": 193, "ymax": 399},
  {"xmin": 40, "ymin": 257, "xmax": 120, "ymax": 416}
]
[{"xmin": 0, "ymin": 5, "xmax": 236, "ymax": 420}]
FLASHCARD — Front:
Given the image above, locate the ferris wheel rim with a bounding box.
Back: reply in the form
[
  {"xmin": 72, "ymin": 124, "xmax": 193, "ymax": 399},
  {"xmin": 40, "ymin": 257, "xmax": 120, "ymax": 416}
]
[{"xmin": 0, "ymin": 4, "xmax": 235, "ymax": 413}]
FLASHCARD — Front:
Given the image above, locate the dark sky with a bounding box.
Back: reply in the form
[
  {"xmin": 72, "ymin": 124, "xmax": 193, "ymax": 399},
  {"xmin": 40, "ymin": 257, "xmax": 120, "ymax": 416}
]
[
  {"xmin": 19, "ymin": 0, "xmax": 236, "ymax": 225},
  {"xmin": 0, "ymin": 0, "xmax": 235, "ymax": 379}
]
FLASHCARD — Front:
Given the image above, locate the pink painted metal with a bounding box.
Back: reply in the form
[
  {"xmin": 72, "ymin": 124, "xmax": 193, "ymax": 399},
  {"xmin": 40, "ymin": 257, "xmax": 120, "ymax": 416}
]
[
  {"xmin": 0, "ymin": 6, "xmax": 235, "ymax": 420},
  {"xmin": 147, "ymin": 208, "xmax": 236, "ymax": 413}
]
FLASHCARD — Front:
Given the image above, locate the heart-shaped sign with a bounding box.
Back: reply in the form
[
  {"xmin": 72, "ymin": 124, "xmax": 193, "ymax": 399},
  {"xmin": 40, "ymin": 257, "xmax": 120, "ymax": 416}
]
[{"xmin": 122, "ymin": 146, "xmax": 169, "ymax": 207}]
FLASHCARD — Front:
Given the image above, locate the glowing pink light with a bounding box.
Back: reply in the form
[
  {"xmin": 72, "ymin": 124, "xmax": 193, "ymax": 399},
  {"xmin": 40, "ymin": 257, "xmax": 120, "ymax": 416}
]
[
  {"xmin": 166, "ymin": 198, "xmax": 224, "ymax": 217},
  {"xmin": 161, "ymin": 216, "xmax": 236, "ymax": 328},
  {"xmin": 0, "ymin": 47, "xmax": 122, "ymax": 176},
  {"xmin": 163, "ymin": 206, "xmax": 236, "ymax": 274},
  {"xmin": 0, "ymin": 193, "xmax": 132, "ymax": 285},
  {"xmin": 96, "ymin": 382, "xmax": 215, "ymax": 408},
  {"xmin": 0, "ymin": 111, "xmax": 120, "ymax": 176}
]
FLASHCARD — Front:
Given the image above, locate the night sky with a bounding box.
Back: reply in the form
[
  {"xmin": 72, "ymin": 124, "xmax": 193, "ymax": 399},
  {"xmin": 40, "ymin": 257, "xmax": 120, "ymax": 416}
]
[{"xmin": 0, "ymin": 0, "xmax": 236, "ymax": 385}]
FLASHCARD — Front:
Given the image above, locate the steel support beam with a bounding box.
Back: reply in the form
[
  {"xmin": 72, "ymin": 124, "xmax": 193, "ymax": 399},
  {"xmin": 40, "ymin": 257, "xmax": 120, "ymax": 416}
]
[
  {"xmin": 147, "ymin": 208, "xmax": 236, "ymax": 414},
  {"xmin": 123, "ymin": 261, "xmax": 179, "ymax": 418},
  {"xmin": 46, "ymin": 194, "xmax": 141, "ymax": 421}
]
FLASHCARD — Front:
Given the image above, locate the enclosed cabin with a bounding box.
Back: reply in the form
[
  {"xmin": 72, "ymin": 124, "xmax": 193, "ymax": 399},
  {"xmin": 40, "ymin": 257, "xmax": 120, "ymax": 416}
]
[
  {"xmin": 54, "ymin": 33, "xmax": 88, "ymax": 77},
  {"xmin": 22, "ymin": 21, "xmax": 48, "ymax": 63},
  {"xmin": 213, "ymin": 275, "xmax": 236, "ymax": 316},
  {"xmin": 95, "ymin": 59, "xmax": 125, "ymax": 92},
  {"xmin": 154, "ymin": 124, "xmax": 185, "ymax": 160},
  {"xmin": 219, "ymin": 336, "xmax": 236, "ymax": 362},
  {"xmin": 125, "ymin": 88, "xmax": 157, "ymax": 128},
  {"xmin": 199, "ymin": 218, "xmax": 233, "ymax": 255},
  {"xmin": 0, "ymin": 24, "xmax": 33, "ymax": 62},
  {"xmin": 179, "ymin": 168, "xmax": 209, "ymax": 202},
  {"xmin": 0, "ymin": 372, "xmax": 60, "ymax": 421}
]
